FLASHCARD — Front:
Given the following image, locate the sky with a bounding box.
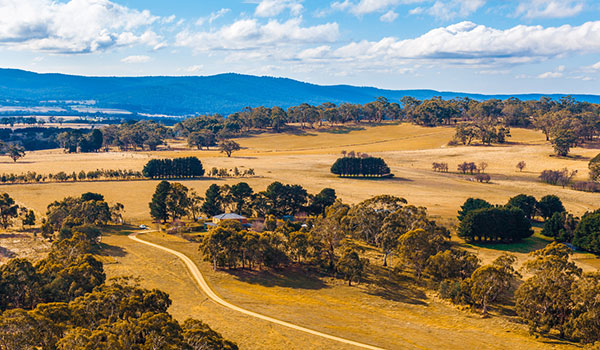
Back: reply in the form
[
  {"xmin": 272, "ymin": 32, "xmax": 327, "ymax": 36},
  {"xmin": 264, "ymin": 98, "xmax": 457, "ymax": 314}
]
[{"xmin": 1, "ymin": 0, "xmax": 600, "ymax": 94}]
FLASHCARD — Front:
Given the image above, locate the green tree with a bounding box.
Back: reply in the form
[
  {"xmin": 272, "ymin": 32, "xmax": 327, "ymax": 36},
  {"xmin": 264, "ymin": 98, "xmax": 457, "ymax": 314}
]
[
  {"xmin": 551, "ymin": 129, "xmax": 577, "ymax": 157},
  {"xmin": 5, "ymin": 144, "xmax": 25, "ymax": 162},
  {"xmin": 336, "ymin": 248, "xmax": 367, "ymax": 286},
  {"xmin": 397, "ymin": 228, "xmax": 447, "ymax": 279},
  {"xmin": 457, "ymin": 198, "xmax": 492, "ymax": 221},
  {"xmin": 0, "ymin": 193, "xmax": 19, "ymax": 229},
  {"xmin": 506, "ymin": 194, "xmax": 538, "ymax": 220},
  {"xmin": 536, "ymin": 195, "xmax": 565, "ymax": 220},
  {"xmin": 202, "ymin": 184, "xmax": 222, "ymax": 216},
  {"xmin": 307, "ymin": 188, "xmax": 336, "ymax": 216},
  {"xmin": 468, "ymin": 254, "xmax": 518, "ymax": 314},
  {"xmin": 542, "ymin": 211, "xmax": 577, "ymax": 242},
  {"xmin": 458, "ymin": 207, "xmax": 532, "ymax": 242},
  {"xmin": 515, "ymin": 243, "xmax": 581, "ymax": 337},
  {"xmin": 22, "ymin": 209, "xmax": 36, "ymax": 227},
  {"xmin": 182, "ymin": 318, "xmax": 239, "ymax": 350},
  {"xmin": 573, "ymin": 209, "xmax": 600, "ymax": 253},
  {"xmin": 149, "ymin": 181, "xmax": 171, "ymax": 223},
  {"xmin": 219, "ymin": 140, "xmax": 241, "ymax": 157},
  {"xmin": 165, "ymin": 182, "xmax": 190, "ymax": 221},
  {"xmin": 565, "ymin": 273, "xmax": 600, "ymax": 343},
  {"xmin": 425, "ymin": 249, "xmax": 480, "ymax": 281}
]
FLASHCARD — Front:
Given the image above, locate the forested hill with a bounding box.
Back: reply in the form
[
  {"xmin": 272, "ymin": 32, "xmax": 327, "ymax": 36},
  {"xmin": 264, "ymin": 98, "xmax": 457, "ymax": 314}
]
[{"xmin": 1, "ymin": 68, "xmax": 599, "ymax": 116}]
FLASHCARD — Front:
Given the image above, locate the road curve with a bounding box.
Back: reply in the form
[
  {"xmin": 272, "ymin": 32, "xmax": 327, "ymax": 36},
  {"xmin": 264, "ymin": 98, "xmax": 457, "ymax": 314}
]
[{"xmin": 129, "ymin": 231, "xmax": 386, "ymax": 350}]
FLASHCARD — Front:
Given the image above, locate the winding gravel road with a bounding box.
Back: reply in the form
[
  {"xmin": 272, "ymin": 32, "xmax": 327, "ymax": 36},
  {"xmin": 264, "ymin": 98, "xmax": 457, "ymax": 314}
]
[{"xmin": 129, "ymin": 231, "xmax": 386, "ymax": 350}]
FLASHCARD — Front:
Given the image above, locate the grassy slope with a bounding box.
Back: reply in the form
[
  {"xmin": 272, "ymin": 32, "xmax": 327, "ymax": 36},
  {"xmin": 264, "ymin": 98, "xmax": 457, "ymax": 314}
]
[{"xmin": 101, "ymin": 231, "xmax": 577, "ymax": 350}]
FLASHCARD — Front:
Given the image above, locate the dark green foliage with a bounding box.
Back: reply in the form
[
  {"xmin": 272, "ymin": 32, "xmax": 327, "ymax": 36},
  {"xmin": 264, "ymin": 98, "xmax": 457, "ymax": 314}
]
[
  {"xmin": 307, "ymin": 188, "xmax": 337, "ymax": 216},
  {"xmin": 457, "ymin": 198, "xmax": 492, "ymax": 221},
  {"xmin": 516, "ymin": 243, "xmax": 582, "ymax": 338},
  {"xmin": 506, "ymin": 194, "xmax": 538, "ymax": 220},
  {"xmin": 541, "ymin": 212, "xmax": 577, "ymax": 242},
  {"xmin": 458, "ymin": 207, "xmax": 533, "ymax": 242},
  {"xmin": 260, "ymin": 181, "xmax": 308, "ymax": 217},
  {"xmin": 573, "ymin": 210, "xmax": 600, "ymax": 253},
  {"xmin": 336, "ymin": 248, "xmax": 367, "ymax": 286},
  {"xmin": 536, "ymin": 195, "xmax": 565, "ymax": 220},
  {"xmin": 44, "ymin": 194, "xmax": 113, "ymax": 236},
  {"xmin": 143, "ymin": 157, "xmax": 205, "ymax": 179},
  {"xmin": 0, "ymin": 193, "xmax": 19, "ymax": 229},
  {"xmin": 330, "ymin": 156, "xmax": 391, "ymax": 177},
  {"xmin": 202, "ymin": 184, "xmax": 223, "ymax": 216},
  {"xmin": 149, "ymin": 181, "xmax": 171, "ymax": 223}
]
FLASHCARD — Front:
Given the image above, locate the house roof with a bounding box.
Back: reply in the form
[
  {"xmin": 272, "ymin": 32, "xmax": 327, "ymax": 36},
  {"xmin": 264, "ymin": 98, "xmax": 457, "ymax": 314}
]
[{"xmin": 213, "ymin": 213, "xmax": 247, "ymax": 220}]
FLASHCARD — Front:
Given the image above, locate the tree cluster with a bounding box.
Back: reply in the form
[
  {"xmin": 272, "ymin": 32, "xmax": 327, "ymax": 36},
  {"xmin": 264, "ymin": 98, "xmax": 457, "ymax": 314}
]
[
  {"xmin": 0, "ymin": 227, "xmax": 237, "ymax": 349},
  {"xmin": 515, "ymin": 243, "xmax": 599, "ymax": 343},
  {"xmin": 102, "ymin": 120, "xmax": 169, "ymax": 151},
  {"xmin": 143, "ymin": 157, "xmax": 205, "ymax": 179},
  {"xmin": 57, "ymin": 129, "xmax": 103, "ymax": 153},
  {"xmin": 199, "ymin": 182, "xmax": 335, "ymax": 218},
  {"xmin": 330, "ymin": 155, "xmax": 391, "ymax": 177},
  {"xmin": 41, "ymin": 193, "xmax": 123, "ymax": 239}
]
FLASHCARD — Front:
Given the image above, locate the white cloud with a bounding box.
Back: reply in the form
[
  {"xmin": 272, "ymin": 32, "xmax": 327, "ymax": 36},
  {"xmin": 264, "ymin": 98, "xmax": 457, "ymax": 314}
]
[
  {"xmin": 329, "ymin": 21, "xmax": 600, "ymax": 64},
  {"xmin": 209, "ymin": 8, "xmax": 230, "ymax": 24},
  {"xmin": 255, "ymin": 0, "xmax": 303, "ymax": 17},
  {"xmin": 592, "ymin": 62, "xmax": 600, "ymax": 70},
  {"xmin": 427, "ymin": 0, "xmax": 486, "ymax": 20},
  {"xmin": 516, "ymin": 0, "xmax": 584, "ymax": 19},
  {"xmin": 186, "ymin": 65, "xmax": 204, "ymax": 73},
  {"xmin": 538, "ymin": 71, "xmax": 563, "ymax": 79},
  {"xmin": 176, "ymin": 18, "xmax": 339, "ymax": 51},
  {"xmin": 380, "ymin": 10, "xmax": 398, "ymax": 22},
  {"xmin": 0, "ymin": 0, "xmax": 163, "ymax": 53},
  {"xmin": 121, "ymin": 55, "xmax": 151, "ymax": 63}
]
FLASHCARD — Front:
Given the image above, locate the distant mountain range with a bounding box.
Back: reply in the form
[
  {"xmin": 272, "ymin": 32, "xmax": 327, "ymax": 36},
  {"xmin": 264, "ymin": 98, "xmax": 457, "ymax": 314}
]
[{"xmin": 1, "ymin": 68, "xmax": 599, "ymax": 116}]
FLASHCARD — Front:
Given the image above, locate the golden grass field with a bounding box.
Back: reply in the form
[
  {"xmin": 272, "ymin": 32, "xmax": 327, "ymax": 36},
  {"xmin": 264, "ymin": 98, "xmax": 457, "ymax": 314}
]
[{"xmin": 1, "ymin": 122, "xmax": 599, "ymax": 349}]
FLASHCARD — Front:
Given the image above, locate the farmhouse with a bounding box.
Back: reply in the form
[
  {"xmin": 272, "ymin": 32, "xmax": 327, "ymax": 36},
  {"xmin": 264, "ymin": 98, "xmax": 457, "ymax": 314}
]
[{"xmin": 212, "ymin": 213, "xmax": 248, "ymax": 225}]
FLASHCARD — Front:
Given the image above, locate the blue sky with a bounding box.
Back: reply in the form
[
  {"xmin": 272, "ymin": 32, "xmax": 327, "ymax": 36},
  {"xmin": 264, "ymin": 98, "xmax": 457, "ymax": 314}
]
[{"xmin": 1, "ymin": 0, "xmax": 600, "ymax": 94}]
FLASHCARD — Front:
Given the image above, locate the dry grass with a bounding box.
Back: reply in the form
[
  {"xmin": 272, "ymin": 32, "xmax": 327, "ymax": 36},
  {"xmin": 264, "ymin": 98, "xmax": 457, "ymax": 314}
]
[
  {"xmin": 100, "ymin": 230, "xmax": 578, "ymax": 350},
  {"xmin": 2, "ymin": 123, "xmax": 598, "ymax": 348}
]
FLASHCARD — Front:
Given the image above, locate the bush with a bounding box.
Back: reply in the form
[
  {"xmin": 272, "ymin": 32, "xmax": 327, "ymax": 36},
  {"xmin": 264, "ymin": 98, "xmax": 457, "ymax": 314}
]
[
  {"xmin": 474, "ymin": 173, "xmax": 491, "ymax": 183},
  {"xmin": 571, "ymin": 181, "xmax": 600, "ymax": 193},
  {"xmin": 540, "ymin": 168, "xmax": 577, "ymax": 187}
]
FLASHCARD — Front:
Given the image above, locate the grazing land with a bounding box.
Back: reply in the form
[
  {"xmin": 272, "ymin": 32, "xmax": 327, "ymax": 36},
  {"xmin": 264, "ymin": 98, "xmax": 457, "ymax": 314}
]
[{"xmin": 2, "ymin": 122, "xmax": 599, "ymax": 349}]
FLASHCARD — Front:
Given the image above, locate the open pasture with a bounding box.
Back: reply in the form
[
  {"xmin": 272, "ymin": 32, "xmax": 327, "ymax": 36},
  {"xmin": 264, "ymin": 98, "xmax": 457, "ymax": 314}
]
[{"xmin": 2, "ymin": 122, "xmax": 599, "ymax": 349}]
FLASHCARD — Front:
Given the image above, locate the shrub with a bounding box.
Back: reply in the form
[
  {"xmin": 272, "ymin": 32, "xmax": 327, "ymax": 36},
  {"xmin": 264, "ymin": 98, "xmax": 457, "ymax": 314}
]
[
  {"xmin": 474, "ymin": 173, "xmax": 491, "ymax": 183},
  {"xmin": 571, "ymin": 181, "xmax": 600, "ymax": 193}
]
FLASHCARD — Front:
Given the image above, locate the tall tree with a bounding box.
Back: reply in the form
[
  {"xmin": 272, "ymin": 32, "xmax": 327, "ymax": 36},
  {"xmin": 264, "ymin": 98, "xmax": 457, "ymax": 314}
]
[
  {"xmin": 149, "ymin": 181, "xmax": 171, "ymax": 223},
  {"xmin": 0, "ymin": 193, "xmax": 19, "ymax": 229}
]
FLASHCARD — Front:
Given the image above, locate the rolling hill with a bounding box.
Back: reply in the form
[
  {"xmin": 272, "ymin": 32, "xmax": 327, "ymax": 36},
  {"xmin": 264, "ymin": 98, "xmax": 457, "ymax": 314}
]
[{"xmin": 1, "ymin": 68, "xmax": 599, "ymax": 116}]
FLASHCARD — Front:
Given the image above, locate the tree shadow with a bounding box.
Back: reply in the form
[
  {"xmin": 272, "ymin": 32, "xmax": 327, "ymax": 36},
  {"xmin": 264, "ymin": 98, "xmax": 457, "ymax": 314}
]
[
  {"xmin": 0, "ymin": 246, "xmax": 16, "ymax": 259},
  {"xmin": 363, "ymin": 266, "xmax": 428, "ymax": 305},
  {"xmin": 101, "ymin": 224, "xmax": 138, "ymax": 236},
  {"xmin": 98, "ymin": 243, "xmax": 127, "ymax": 257},
  {"xmin": 0, "ymin": 233, "xmax": 30, "ymax": 239},
  {"xmin": 225, "ymin": 266, "xmax": 328, "ymax": 290},
  {"xmin": 320, "ymin": 126, "xmax": 366, "ymax": 134}
]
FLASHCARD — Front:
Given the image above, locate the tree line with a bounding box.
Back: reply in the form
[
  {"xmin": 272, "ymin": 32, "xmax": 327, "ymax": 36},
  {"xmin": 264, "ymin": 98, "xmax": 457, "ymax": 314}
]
[
  {"xmin": 143, "ymin": 157, "xmax": 205, "ymax": 179},
  {"xmin": 149, "ymin": 181, "xmax": 337, "ymax": 223}
]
